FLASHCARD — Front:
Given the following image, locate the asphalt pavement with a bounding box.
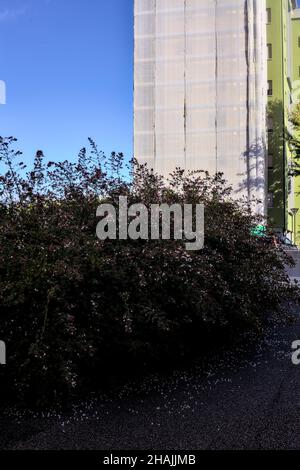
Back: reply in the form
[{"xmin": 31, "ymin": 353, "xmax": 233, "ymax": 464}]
[{"xmin": 1, "ymin": 313, "xmax": 300, "ymax": 450}]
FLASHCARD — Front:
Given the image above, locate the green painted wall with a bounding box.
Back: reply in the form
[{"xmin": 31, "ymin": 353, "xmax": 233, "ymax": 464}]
[
  {"xmin": 292, "ymin": 14, "xmax": 300, "ymax": 81},
  {"xmin": 267, "ymin": 0, "xmax": 294, "ymax": 235},
  {"xmin": 291, "ymin": 11, "xmax": 300, "ymax": 245}
]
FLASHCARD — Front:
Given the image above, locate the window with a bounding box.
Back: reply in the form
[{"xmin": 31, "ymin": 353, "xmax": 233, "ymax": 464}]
[
  {"xmin": 298, "ymin": 36, "xmax": 300, "ymax": 48},
  {"xmin": 268, "ymin": 192, "xmax": 274, "ymax": 209},
  {"xmin": 267, "ymin": 8, "xmax": 272, "ymax": 24},
  {"xmin": 268, "ymin": 116, "xmax": 274, "ymax": 131},
  {"xmin": 288, "ymin": 177, "xmax": 292, "ymax": 195},
  {"xmin": 267, "ymin": 80, "xmax": 273, "ymax": 96},
  {"xmin": 268, "ymin": 154, "xmax": 273, "ymax": 169},
  {"xmin": 267, "ymin": 44, "xmax": 272, "ymax": 59},
  {"xmin": 299, "ymin": 65, "xmax": 300, "ymax": 78}
]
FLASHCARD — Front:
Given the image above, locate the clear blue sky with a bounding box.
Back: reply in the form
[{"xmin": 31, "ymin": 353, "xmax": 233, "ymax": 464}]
[
  {"xmin": 0, "ymin": 0, "xmax": 133, "ymax": 165},
  {"xmin": 1, "ymin": 1, "xmax": 299, "ymax": 166}
]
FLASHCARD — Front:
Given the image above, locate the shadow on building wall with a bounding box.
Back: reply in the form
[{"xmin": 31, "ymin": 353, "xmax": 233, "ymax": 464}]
[
  {"xmin": 267, "ymin": 99, "xmax": 286, "ymax": 219},
  {"xmin": 234, "ymin": 100, "xmax": 286, "ymax": 233},
  {"xmin": 237, "ymin": 138, "xmax": 266, "ymax": 206}
]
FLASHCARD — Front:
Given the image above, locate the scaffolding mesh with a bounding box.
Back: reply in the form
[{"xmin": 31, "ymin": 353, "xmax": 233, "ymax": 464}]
[{"xmin": 134, "ymin": 0, "xmax": 267, "ymax": 214}]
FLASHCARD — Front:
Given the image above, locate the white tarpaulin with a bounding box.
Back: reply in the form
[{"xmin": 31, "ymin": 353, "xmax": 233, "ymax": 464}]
[{"xmin": 134, "ymin": 0, "xmax": 267, "ymax": 214}]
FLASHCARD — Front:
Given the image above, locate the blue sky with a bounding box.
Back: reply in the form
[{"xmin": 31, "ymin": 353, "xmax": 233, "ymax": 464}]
[
  {"xmin": 0, "ymin": 0, "xmax": 133, "ymax": 165},
  {"xmin": 1, "ymin": 1, "xmax": 299, "ymax": 167}
]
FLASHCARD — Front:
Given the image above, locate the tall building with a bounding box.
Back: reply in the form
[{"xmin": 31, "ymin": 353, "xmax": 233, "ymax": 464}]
[
  {"xmin": 266, "ymin": 0, "xmax": 297, "ymax": 237},
  {"xmin": 134, "ymin": 0, "xmax": 300, "ymax": 241},
  {"xmin": 290, "ymin": 6, "xmax": 300, "ymax": 244},
  {"xmin": 134, "ymin": 0, "xmax": 267, "ymax": 215}
]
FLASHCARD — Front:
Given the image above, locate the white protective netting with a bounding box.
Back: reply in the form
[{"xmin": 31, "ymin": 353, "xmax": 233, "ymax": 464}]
[{"xmin": 134, "ymin": 0, "xmax": 267, "ymax": 214}]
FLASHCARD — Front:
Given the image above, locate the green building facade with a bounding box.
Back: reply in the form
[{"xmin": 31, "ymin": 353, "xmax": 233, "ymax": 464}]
[
  {"xmin": 291, "ymin": 8, "xmax": 300, "ymax": 245},
  {"xmin": 267, "ymin": 0, "xmax": 300, "ymax": 244}
]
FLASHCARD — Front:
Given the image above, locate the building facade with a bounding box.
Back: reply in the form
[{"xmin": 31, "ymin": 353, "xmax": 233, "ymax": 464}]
[
  {"xmin": 290, "ymin": 6, "xmax": 300, "ymax": 244},
  {"xmin": 134, "ymin": 0, "xmax": 300, "ymax": 240},
  {"xmin": 134, "ymin": 0, "xmax": 267, "ymax": 215},
  {"xmin": 266, "ymin": 0, "xmax": 297, "ymax": 238}
]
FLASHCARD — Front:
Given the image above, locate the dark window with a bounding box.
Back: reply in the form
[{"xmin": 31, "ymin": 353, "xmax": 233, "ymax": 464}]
[
  {"xmin": 268, "ymin": 117, "xmax": 274, "ymax": 137},
  {"xmin": 267, "ymin": 80, "xmax": 273, "ymax": 96},
  {"xmin": 268, "ymin": 154, "xmax": 273, "ymax": 169},
  {"xmin": 267, "ymin": 8, "xmax": 272, "ymax": 24},
  {"xmin": 267, "ymin": 43, "xmax": 272, "ymax": 59}
]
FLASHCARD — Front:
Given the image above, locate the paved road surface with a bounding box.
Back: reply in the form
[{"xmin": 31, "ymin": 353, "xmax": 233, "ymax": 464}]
[
  {"xmin": 285, "ymin": 249, "xmax": 300, "ymax": 280},
  {"xmin": 1, "ymin": 315, "xmax": 300, "ymax": 450}
]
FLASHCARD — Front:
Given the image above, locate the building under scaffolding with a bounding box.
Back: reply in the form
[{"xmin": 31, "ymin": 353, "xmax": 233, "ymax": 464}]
[{"xmin": 134, "ymin": 0, "xmax": 267, "ymax": 214}]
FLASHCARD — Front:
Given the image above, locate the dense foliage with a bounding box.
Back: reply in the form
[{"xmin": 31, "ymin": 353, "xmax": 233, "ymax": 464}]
[{"xmin": 0, "ymin": 137, "xmax": 298, "ymax": 404}]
